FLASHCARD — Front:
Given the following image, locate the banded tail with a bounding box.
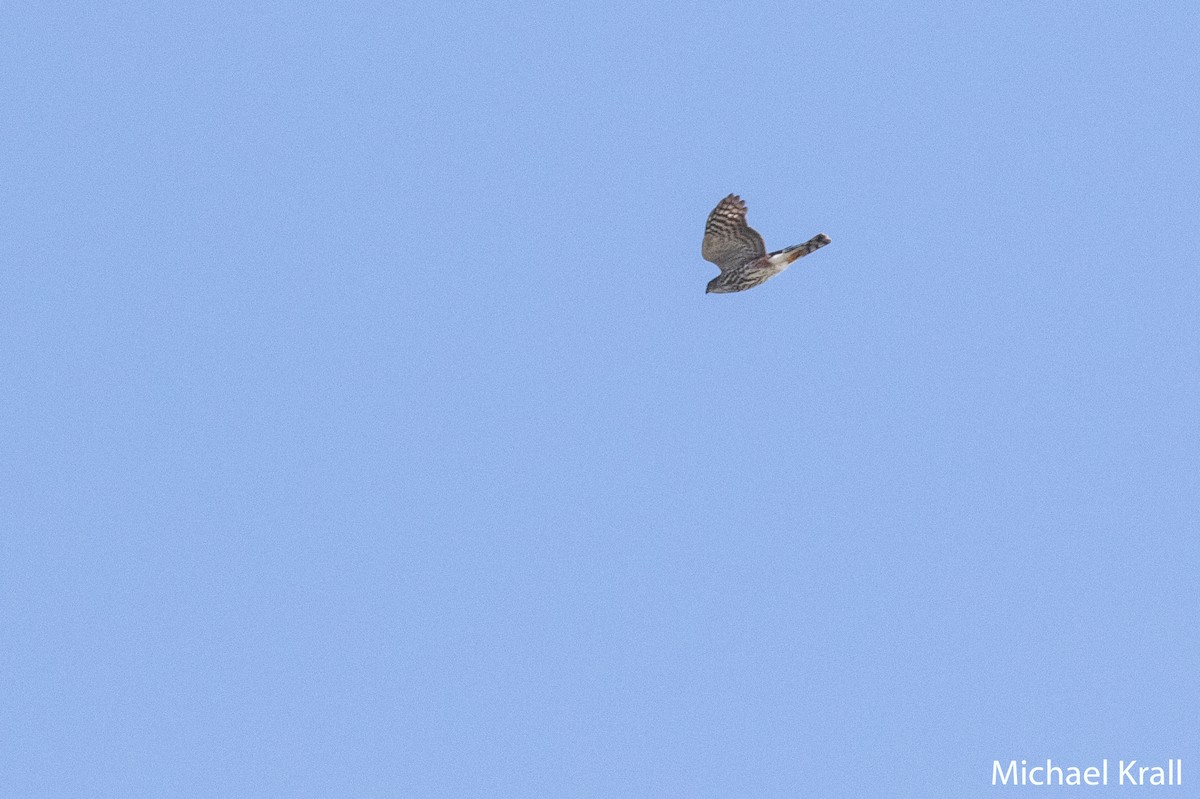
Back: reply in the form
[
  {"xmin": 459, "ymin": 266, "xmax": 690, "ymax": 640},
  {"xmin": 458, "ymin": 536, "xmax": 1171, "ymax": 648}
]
[{"xmin": 768, "ymin": 233, "xmax": 832, "ymax": 267}]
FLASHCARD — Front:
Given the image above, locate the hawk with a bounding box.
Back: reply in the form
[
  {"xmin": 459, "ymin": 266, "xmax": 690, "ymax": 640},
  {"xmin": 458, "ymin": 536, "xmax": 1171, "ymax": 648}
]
[{"xmin": 701, "ymin": 194, "xmax": 831, "ymax": 294}]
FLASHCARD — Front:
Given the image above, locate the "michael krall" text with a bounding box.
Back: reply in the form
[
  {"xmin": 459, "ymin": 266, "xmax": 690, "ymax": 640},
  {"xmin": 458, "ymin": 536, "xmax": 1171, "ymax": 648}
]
[{"xmin": 993, "ymin": 759, "xmax": 1182, "ymax": 787}]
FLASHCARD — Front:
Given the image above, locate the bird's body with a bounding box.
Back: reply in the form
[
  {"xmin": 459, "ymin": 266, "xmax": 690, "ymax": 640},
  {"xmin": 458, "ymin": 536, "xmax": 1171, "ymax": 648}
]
[{"xmin": 701, "ymin": 194, "xmax": 830, "ymax": 294}]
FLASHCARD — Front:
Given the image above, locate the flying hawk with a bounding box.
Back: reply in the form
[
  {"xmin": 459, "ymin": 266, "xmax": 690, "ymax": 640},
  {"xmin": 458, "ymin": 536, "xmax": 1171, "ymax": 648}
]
[{"xmin": 702, "ymin": 194, "xmax": 830, "ymax": 294}]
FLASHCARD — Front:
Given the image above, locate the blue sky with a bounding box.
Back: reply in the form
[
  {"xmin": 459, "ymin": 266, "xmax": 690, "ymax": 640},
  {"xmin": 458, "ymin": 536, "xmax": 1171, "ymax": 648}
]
[{"xmin": 3, "ymin": 2, "xmax": 1198, "ymax": 796}]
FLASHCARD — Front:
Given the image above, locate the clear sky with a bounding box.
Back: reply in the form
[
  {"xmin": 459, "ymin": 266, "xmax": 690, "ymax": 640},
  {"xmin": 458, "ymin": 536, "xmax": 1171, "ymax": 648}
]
[{"xmin": 4, "ymin": 2, "xmax": 1198, "ymax": 797}]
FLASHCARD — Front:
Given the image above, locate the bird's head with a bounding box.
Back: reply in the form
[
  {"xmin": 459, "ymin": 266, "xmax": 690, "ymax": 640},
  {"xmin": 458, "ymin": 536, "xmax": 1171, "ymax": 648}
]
[{"xmin": 706, "ymin": 276, "xmax": 731, "ymax": 294}]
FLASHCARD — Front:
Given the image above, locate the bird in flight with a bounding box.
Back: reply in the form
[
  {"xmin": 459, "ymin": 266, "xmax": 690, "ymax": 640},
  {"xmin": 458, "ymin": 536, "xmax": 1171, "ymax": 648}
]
[{"xmin": 701, "ymin": 194, "xmax": 830, "ymax": 294}]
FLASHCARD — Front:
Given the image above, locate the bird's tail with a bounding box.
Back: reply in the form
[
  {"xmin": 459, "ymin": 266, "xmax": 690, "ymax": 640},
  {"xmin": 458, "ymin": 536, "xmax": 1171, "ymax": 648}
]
[{"xmin": 768, "ymin": 233, "xmax": 831, "ymax": 266}]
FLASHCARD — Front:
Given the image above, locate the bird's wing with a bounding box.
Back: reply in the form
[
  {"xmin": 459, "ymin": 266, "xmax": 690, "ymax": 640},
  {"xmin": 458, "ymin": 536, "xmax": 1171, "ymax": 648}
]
[{"xmin": 702, "ymin": 194, "xmax": 766, "ymax": 272}]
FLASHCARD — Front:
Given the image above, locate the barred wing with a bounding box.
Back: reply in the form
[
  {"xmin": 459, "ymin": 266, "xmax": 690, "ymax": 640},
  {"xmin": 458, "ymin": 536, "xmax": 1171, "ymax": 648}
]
[{"xmin": 702, "ymin": 194, "xmax": 766, "ymax": 272}]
